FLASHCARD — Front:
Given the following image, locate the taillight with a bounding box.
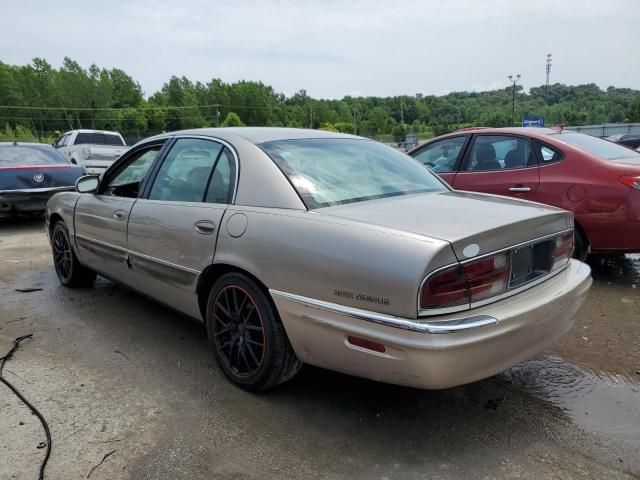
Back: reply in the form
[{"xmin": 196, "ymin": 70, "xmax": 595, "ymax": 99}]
[
  {"xmin": 421, "ymin": 253, "xmax": 509, "ymax": 309},
  {"xmin": 464, "ymin": 253, "xmax": 509, "ymax": 302},
  {"xmin": 618, "ymin": 176, "xmax": 640, "ymax": 190},
  {"xmin": 552, "ymin": 231, "xmax": 573, "ymax": 270},
  {"xmin": 421, "ymin": 231, "xmax": 573, "ymax": 310},
  {"xmin": 421, "ymin": 265, "xmax": 469, "ymax": 308}
]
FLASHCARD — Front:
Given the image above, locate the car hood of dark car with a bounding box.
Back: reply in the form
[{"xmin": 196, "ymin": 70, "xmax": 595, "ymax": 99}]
[{"xmin": 317, "ymin": 191, "xmax": 572, "ymax": 259}]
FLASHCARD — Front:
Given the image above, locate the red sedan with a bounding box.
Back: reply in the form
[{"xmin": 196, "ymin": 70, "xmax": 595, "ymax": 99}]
[{"xmin": 408, "ymin": 127, "xmax": 640, "ymax": 259}]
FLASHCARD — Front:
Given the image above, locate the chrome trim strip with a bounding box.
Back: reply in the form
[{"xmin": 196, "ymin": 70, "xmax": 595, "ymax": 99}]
[
  {"xmin": 128, "ymin": 250, "xmax": 201, "ymax": 274},
  {"xmin": 417, "ymin": 228, "xmax": 574, "ymax": 317},
  {"xmin": 270, "ymin": 289, "xmax": 497, "ymax": 334},
  {"xmin": 75, "ymin": 233, "xmax": 128, "ymax": 253},
  {"xmin": 0, "ymin": 186, "xmax": 75, "ymax": 194}
]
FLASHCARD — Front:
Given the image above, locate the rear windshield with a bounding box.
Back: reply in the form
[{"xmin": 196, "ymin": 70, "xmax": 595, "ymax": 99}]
[
  {"xmin": 0, "ymin": 145, "xmax": 69, "ymax": 167},
  {"xmin": 260, "ymin": 138, "xmax": 447, "ymax": 208},
  {"xmin": 74, "ymin": 133, "xmax": 125, "ymax": 146},
  {"xmin": 553, "ymin": 132, "xmax": 640, "ymax": 162}
]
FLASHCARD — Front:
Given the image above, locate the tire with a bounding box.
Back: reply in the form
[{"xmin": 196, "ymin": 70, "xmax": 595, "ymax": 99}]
[
  {"xmin": 51, "ymin": 221, "xmax": 97, "ymax": 287},
  {"xmin": 206, "ymin": 272, "xmax": 302, "ymax": 391},
  {"xmin": 573, "ymin": 228, "xmax": 589, "ymax": 262}
]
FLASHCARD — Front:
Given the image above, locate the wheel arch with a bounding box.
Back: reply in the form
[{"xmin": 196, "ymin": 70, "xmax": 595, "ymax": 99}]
[{"xmin": 196, "ymin": 263, "xmax": 271, "ymax": 320}]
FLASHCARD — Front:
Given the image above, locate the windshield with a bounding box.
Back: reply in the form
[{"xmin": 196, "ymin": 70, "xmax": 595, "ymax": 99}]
[
  {"xmin": 553, "ymin": 132, "xmax": 640, "ymax": 161},
  {"xmin": 261, "ymin": 138, "xmax": 447, "ymax": 209},
  {"xmin": 0, "ymin": 145, "xmax": 69, "ymax": 167}
]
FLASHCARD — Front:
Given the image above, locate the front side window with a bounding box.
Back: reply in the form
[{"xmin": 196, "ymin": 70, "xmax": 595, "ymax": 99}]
[
  {"xmin": 102, "ymin": 146, "xmax": 162, "ymax": 198},
  {"xmin": 465, "ymin": 135, "xmax": 534, "ymax": 171},
  {"xmin": 55, "ymin": 134, "xmax": 68, "ymax": 148},
  {"xmin": 412, "ymin": 136, "xmax": 467, "ymax": 173},
  {"xmin": 554, "ymin": 132, "xmax": 640, "ymax": 163},
  {"xmin": 261, "ymin": 138, "xmax": 447, "ymax": 209},
  {"xmin": 148, "ymin": 138, "xmax": 223, "ymax": 202}
]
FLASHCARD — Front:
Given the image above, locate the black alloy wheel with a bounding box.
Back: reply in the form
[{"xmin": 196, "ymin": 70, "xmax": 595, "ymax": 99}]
[
  {"xmin": 212, "ymin": 285, "xmax": 266, "ymax": 378},
  {"xmin": 51, "ymin": 222, "xmax": 96, "ymax": 287},
  {"xmin": 206, "ymin": 272, "xmax": 302, "ymax": 391}
]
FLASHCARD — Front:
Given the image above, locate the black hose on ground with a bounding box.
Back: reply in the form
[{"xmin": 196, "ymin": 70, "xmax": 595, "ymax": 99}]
[{"xmin": 0, "ymin": 334, "xmax": 51, "ymax": 480}]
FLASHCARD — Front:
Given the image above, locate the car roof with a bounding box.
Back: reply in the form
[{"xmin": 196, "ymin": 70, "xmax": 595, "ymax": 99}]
[
  {"xmin": 144, "ymin": 127, "xmax": 362, "ymax": 145},
  {"xmin": 63, "ymin": 129, "xmax": 122, "ymax": 135},
  {"xmin": 451, "ymin": 126, "xmax": 559, "ymax": 137},
  {"xmin": 0, "ymin": 141, "xmax": 54, "ymax": 148}
]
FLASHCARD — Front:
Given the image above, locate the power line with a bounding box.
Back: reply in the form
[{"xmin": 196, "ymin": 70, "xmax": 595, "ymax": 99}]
[{"xmin": 0, "ymin": 103, "xmax": 282, "ymax": 111}]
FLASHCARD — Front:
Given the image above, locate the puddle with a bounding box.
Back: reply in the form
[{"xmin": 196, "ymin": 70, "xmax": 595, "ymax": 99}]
[
  {"xmin": 504, "ymin": 355, "xmax": 640, "ymax": 443},
  {"xmin": 588, "ymin": 253, "xmax": 640, "ymax": 286}
]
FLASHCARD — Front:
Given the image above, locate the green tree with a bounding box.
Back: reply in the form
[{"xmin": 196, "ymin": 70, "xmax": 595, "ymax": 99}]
[{"xmin": 221, "ymin": 112, "xmax": 245, "ymax": 127}]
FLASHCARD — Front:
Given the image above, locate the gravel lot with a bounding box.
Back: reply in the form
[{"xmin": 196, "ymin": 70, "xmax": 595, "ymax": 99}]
[{"xmin": 1, "ymin": 218, "xmax": 639, "ymax": 479}]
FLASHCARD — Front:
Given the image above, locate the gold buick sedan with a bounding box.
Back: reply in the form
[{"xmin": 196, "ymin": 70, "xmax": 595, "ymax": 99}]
[{"xmin": 46, "ymin": 128, "xmax": 592, "ymax": 391}]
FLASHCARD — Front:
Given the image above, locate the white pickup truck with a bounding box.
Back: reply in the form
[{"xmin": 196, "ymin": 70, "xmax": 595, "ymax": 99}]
[{"xmin": 54, "ymin": 130, "xmax": 129, "ymax": 175}]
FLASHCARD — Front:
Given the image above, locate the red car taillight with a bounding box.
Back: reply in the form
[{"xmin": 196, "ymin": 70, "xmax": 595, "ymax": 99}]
[
  {"xmin": 421, "ymin": 231, "xmax": 574, "ymax": 310},
  {"xmin": 421, "ymin": 252, "xmax": 509, "ymax": 309},
  {"xmin": 464, "ymin": 253, "xmax": 509, "ymax": 302},
  {"xmin": 618, "ymin": 175, "xmax": 640, "ymax": 190},
  {"xmin": 552, "ymin": 231, "xmax": 573, "ymax": 271},
  {"xmin": 421, "ymin": 265, "xmax": 469, "ymax": 308}
]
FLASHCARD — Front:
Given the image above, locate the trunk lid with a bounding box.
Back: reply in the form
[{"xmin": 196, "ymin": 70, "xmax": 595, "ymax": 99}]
[
  {"xmin": 317, "ymin": 191, "xmax": 572, "ymax": 260},
  {"xmin": 0, "ymin": 165, "xmax": 84, "ymax": 190}
]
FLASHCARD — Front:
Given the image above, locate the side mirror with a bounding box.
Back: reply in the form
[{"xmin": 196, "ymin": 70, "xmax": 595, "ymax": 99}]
[{"xmin": 75, "ymin": 175, "xmax": 100, "ymax": 194}]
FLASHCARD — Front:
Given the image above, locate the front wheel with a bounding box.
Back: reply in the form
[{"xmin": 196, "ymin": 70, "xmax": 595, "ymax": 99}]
[
  {"xmin": 206, "ymin": 273, "xmax": 301, "ymax": 391},
  {"xmin": 51, "ymin": 221, "xmax": 96, "ymax": 287}
]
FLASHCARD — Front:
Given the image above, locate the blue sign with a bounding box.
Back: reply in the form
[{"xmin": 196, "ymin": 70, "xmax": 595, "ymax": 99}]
[{"xmin": 523, "ymin": 116, "xmax": 545, "ymax": 127}]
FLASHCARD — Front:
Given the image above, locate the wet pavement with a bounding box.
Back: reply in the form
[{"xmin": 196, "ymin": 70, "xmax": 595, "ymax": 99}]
[{"xmin": 1, "ymin": 218, "xmax": 639, "ymax": 479}]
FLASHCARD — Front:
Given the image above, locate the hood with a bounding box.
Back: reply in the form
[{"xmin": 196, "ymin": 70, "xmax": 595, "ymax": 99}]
[{"xmin": 317, "ymin": 191, "xmax": 572, "ymax": 260}]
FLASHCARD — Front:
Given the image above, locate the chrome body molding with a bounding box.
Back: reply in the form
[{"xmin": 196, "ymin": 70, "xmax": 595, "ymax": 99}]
[
  {"xmin": 0, "ymin": 186, "xmax": 75, "ymax": 194},
  {"xmin": 128, "ymin": 249, "xmax": 201, "ymax": 274},
  {"xmin": 417, "ymin": 228, "xmax": 574, "ymax": 317},
  {"xmin": 269, "ymin": 289, "xmax": 498, "ymax": 334},
  {"xmin": 75, "ymin": 233, "xmax": 127, "ymax": 253}
]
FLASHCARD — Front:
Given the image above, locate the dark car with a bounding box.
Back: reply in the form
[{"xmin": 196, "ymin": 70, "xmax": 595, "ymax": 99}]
[
  {"xmin": 408, "ymin": 127, "xmax": 640, "ymax": 260},
  {"xmin": 607, "ymin": 134, "xmax": 640, "ymax": 150},
  {"xmin": 0, "ymin": 142, "xmax": 84, "ymax": 218}
]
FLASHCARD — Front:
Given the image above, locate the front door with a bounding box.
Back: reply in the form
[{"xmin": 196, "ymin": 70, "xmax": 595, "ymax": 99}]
[
  {"xmin": 410, "ymin": 135, "xmax": 469, "ymax": 186},
  {"xmin": 452, "ymin": 134, "xmax": 540, "ymax": 200},
  {"xmin": 127, "ymin": 138, "xmax": 237, "ymax": 318},
  {"xmin": 74, "ymin": 144, "xmax": 164, "ymax": 284}
]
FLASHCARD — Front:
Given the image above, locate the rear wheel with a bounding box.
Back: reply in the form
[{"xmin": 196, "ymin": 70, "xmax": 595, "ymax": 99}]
[
  {"xmin": 206, "ymin": 272, "xmax": 301, "ymax": 391},
  {"xmin": 51, "ymin": 221, "xmax": 96, "ymax": 287},
  {"xmin": 573, "ymin": 228, "xmax": 589, "ymax": 262}
]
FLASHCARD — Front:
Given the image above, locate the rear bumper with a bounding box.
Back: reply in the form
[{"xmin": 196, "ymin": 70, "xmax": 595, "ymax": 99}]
[
  {"xmin": 0, "ymin": 186, "xmax": 74, "ymax": 216},
  {"xmin": 271, "ymin": 259, "xmax": 592, "ymax": 389}
]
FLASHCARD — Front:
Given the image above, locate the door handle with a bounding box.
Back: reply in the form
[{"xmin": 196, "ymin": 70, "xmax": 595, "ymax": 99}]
[
  {"xmin": 113, "ymin": 210, "xmax": 127, "ymax": 220},
  {"xmin": 195, "ymin": 220, "xmax": 216, "ymax": 235},
  {"xmin": 509, "ymin": 186, "xmax": 531, "ymax": 193}
]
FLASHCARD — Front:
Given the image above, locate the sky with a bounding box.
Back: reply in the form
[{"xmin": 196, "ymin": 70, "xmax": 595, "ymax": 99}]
[{"xmin": 1, "ymin": 0, "xmax": 639, "ymax": 99}]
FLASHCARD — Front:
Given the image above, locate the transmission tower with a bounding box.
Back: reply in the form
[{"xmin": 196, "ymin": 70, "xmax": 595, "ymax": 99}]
[{"xmin": 545, "ymin": 54, "xmax": 552, "ymax": 104}]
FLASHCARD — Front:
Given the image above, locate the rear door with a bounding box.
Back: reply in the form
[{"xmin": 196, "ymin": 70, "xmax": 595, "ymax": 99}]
[
  {"xmin": 411, "ymin": 135, "xmax": 469, "ymax": 185},
  {"xmin": 452, "ymin": 134, "xmax": 540, "ymax": 200},
  {"xmin": 126, "ymin": 137, "xmax": 237, "ymax": 318},
  {"xmin": 74, "ymin": 142, "xmax": 165, "ymax": 284}
]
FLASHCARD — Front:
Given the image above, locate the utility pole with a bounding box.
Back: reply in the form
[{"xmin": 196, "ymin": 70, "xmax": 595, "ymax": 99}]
[
  {"xmin": 508, "ymin": 74, "xmax": 521, "ymax": 126},
  {"xmin": 215, "ymin": 105, "xmax": 220, "ymax": 126},
  {"xmin": 545, "ymin": 54, "xmax": 552, "ymax": 105},
  {"xmin": 309, "ymin": 102, "xmax": 313, "ymax": 129},
  {"xmin": 399, "ymin": 97, "xmax": 405, "ymax": 125}
]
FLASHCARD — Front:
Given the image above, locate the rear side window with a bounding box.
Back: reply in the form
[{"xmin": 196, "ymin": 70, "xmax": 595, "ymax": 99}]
[
  {"xmin": 106, "ymin": 134, "xmax": 125, "ymax": 146},
  {"xmin": 534, "ymin": 141, "xmax": 563, "ymax": 163},
  {"xmin": 205, "ymin": 148, "xmax": 236, "ymax": 204},
  {"xmin": 464, "ymin": 135, "xmax": 534, "ymax": 171},
  {"xmin": 412, "ymin": 136, "xmax": 467, "ymax": 173},
  {"xmin": 148, "ymin": 138, "xmax": 224, "ymax": 202}
]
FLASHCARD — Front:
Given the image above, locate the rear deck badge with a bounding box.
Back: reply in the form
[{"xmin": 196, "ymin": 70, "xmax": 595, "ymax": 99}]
[{"xmin": 33, "ymin": 173, "xmax": 45, "ymax": 183}]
